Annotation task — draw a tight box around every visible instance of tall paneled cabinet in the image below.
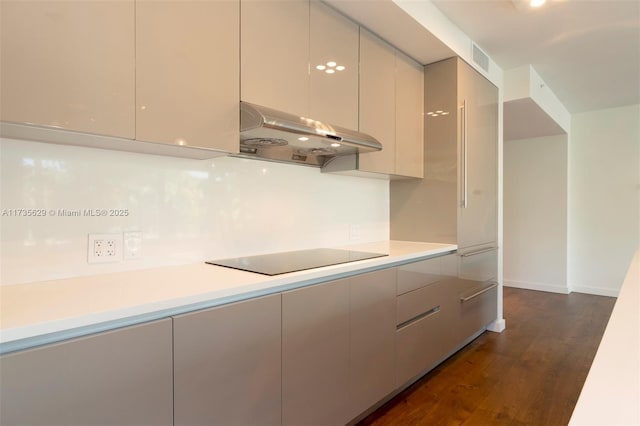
[391,57,498,251]
[391,56,499,326]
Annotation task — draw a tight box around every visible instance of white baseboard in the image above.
[486,318,506,333]
[570,285,619,297]
[504,279,570,294]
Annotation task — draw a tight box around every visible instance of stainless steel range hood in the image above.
[237,102,382,167]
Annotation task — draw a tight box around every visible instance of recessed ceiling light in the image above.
[316,65,326,70]
[325,69,335,74]
[530,0,545,6]
[326,61,337,67]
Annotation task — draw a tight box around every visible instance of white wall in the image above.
[568,104,640,296]
[504,135,569,293]
[0,138,389,285]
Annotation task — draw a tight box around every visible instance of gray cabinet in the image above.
[136,0,239,153]
[283,268,398,425]
[349,268,397,418]
[241,0,309,117]
[456,249,499,341]
[357,28,425,178]
[282,278,351,425]
[390,56,498,249]
[173,294,281,426]
[394,253,496,386]
[0,319,173,426]
[390,56,499,334]
[241,0,359,128]
[395,256,457,385]
[0,0,135,139]
[456,60,499,249]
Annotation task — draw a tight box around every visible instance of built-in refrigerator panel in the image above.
[390,56,499,327]
[456,61,498,251]
[391,57,498,252]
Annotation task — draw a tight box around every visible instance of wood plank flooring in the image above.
[358,287,616,426]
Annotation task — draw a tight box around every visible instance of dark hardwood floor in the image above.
[358,287,616,426]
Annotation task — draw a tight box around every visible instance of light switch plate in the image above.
[123,231,143,260]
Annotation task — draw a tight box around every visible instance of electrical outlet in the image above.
[88,233,122,264]
[123,231,143,260]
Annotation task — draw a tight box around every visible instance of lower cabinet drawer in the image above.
[396,302,448,387]
[457,280,498,341]
[396,279,449,326]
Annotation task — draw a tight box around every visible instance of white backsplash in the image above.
[1,138,389,285]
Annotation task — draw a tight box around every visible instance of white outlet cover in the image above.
[123,231,143,260]
[88,233,122,264]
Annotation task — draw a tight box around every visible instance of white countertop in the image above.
[569,249,640,425]
[0,241,456,353]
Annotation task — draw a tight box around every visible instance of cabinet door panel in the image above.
[309,1,359,129]
[395,52,424,178]
[241,0,309,117]
[282,279,350,425]
[0,320,173,426]
[173,294,281,426]
[136,0,239,152]
[358,28,396,174]
[457,60,498,248]
[0,0,135,138]
[349,269,397,417]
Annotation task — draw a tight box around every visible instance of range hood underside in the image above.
[238,102,382,168]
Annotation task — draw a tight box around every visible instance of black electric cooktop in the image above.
[206,248,388,276]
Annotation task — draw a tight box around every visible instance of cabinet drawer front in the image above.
[397,256,443,295]
[458,248,497,282]
[396,306,446,386]
[458,281,498,339]
[397,280,449,326]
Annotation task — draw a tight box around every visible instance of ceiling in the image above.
[327,0,639,141]
[430,0,640,114]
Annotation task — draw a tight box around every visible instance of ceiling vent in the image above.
[472,43,489,73]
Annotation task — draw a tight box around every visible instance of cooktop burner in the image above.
[206,248,387,276]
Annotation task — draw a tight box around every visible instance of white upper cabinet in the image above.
[136,0,239,153]
[241,0,309,117]
[358,28,424,178]
[309,1,359,129]
[0,0,135,138]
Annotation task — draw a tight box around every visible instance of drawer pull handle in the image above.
[460,282,497,303]
[459,247,497,258]
[397,305,440,330]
